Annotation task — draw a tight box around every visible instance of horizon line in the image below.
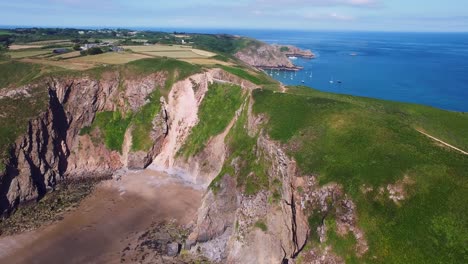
[1,24,467,34]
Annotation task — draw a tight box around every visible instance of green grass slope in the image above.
[210,97,270,196]
[253,87,468,264]
[80,111,132,153]
[131,89,162,152]
[0,61,44,89]
[180,82,243,157]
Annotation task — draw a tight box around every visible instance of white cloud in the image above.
[303,11,355,21]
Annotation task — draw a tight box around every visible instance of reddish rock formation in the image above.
[235,42,314,71]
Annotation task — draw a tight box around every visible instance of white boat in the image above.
[288,56,298,60]
[329,76,334,84]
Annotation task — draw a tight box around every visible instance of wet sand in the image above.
[0,169,203,264]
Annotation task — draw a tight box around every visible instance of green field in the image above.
[140,50,204,59]
[69,52,151,65]
[124,45,216,59]
[252,87,468,264]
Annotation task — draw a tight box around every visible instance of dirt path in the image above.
[416,129,468,155]
[0,170,203,264]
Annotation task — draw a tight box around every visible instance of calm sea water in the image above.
[238,30,468,112]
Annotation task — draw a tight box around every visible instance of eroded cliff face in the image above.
[152,69,257,186]
[0,70,169,215]
[186,132,311,263]
[0,68,257,214]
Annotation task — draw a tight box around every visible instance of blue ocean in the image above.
[173,29,468,112]
[240,30,468,112]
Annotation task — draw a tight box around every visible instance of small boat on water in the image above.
[329,76,334,84]
[350,52,358,56]
[288,56,298,60]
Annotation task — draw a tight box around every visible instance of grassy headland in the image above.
[253,86,468,264]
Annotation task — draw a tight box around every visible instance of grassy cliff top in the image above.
[253,86,468,264]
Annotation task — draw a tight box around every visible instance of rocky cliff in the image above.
[0,67,251,214]
[0,70,162,214]
[183,96,364,263]
[274,44,315,59]
[235,42,313,70]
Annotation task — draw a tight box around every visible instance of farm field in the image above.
[51,51,81,59]
[4,42,225,71]
[68,52,152,65]
[138,50,204,59]
[181,58,232,65]
[124,45,194,52]
[8,45,44,50]
[124,45,216,58]
[28,39,72,45]
[7,49,54,59]
[20,58,95,70]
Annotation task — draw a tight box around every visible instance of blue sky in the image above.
[1,0,467,32]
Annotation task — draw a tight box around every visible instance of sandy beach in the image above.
[0,169,203,264]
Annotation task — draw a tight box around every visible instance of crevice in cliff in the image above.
[286,187,309,259]
[281,244,288,264]
[49,88,69,178]
[0,147,19,216]
[161,100,169,138]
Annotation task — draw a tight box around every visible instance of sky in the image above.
[0,0,467,32]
